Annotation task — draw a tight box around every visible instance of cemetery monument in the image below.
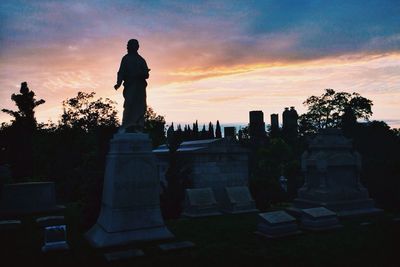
[85,39,173,247]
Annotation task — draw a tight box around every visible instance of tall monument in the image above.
[291,129,382,217]
[86,39,173,247]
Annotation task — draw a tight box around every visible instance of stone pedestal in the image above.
[291,129,382,217]
[85,133,173,248]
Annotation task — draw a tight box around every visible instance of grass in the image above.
[1,203,399,267]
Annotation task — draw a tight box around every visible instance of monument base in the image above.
[85,132,174,248]
[85,223,173,248]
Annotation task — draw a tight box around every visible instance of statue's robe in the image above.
[117,52,149,130]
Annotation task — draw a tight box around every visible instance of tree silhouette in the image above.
[299,89,373,134]
[1,82,45,181]
[2,82,45,130]
[208,121,214,139]
[60,91,118,131]
[144,106,166,147]
[215,120,222,138]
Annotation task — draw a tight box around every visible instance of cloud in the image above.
[0,0,399,127]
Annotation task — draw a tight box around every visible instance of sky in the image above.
[1,0,400,128]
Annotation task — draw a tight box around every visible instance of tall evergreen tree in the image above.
[208,122,215,139]
[215,120,222,138]
[200,124,207,139]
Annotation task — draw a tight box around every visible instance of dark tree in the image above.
[60,91,118,131]
[208,122,214,139]
[144,106,166,148]
[215,120,222,138]
[200,124,207,139]
[299,89,373,134]
[1,82,45,180]
[2,82,45,130]
[238,125,250,143]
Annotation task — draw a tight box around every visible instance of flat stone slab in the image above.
[186,188,217,206]
[182,188,221,217]
[259,211,297,224]
[158,241,195,251]
[36,216,65,227]
[104,249,144,262]
[301,207,342,231]
[256,211,301,239]
[0,220,22,230]
[302,207,336,219]
[42,242,70,252]
[222,186,258,214]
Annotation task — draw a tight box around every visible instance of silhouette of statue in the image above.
[114,39,150,132]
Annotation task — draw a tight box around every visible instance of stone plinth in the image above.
[182,188,221,217]
[256,211,301,238]
[222,186,258,214]
[300,207,342,231]
[85,133,173,248]
[291,129,382,217]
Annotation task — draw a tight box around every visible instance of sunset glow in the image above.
[1,1,399,127]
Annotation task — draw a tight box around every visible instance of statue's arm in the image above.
[115,57,126,88]
[142,58,150,79]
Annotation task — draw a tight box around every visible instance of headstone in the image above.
[182,188,221,217]
[36,216,65,227]
[0,220,21,230]
[158,241,195,251]
[249,111,265,138]
[41,225,69,252]
[222,186,258,214]
[270,114,279,130]
[85,133,174,248]
[224,127,236,139]
[300,207,342,231]
[0,182,64,215]
[256,211,301,238]
[104,249,144,262]
[290,129,383,217]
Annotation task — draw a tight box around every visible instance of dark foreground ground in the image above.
[1,203,399,267]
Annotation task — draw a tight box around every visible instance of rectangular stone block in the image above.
[182,188,221,217]
[41,225,69,252]
[301,207,342,231]
[222,186,258,214]
[0,220,21,230]
[256,211,301,238]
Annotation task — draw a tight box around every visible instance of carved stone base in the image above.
[85,133,173,248]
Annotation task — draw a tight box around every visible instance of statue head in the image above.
[127,39,139,53]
